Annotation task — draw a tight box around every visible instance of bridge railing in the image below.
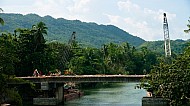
[17,75,146,83]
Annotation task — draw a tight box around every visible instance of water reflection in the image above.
[64,83,146,106]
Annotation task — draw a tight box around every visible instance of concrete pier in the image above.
[33,98,58,105]
[56,86,64,103]
[33,82,64,105]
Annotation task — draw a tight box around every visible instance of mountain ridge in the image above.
[0,13,145,47]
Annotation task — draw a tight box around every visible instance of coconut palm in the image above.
[184,17,190,33]
[0,8,4,25]
[32,22,47,52]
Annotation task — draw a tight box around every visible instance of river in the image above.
[64,83,146,106]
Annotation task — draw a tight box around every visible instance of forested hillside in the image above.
[0,13,188,54]
[139,39,189,55]
[0,13,145,47]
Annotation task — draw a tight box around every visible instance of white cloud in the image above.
[3,0,92,20]
[68,0,91,13]
[103,0,179,41]
[106,14,120,24]
[1,0,188,41]
[118,0,140,12]
[2,0,98,22]
[66,0,92,20]
[32,0,73,18]
[124,17,160,40]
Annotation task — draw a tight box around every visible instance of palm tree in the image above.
[36,21,48,35]
[0,8,4,25]
[184,17,190,33]
[32,22,47,52]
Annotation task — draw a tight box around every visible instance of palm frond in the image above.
[0,8,3,12]
[0,18,4,25]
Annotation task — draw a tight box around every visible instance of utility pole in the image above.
[163,13,171,57]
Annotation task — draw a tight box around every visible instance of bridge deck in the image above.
[18,75,146,83]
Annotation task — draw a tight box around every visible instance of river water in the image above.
[64,83,146,106]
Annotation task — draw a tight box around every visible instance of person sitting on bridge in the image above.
[56,69,61,76]
[47,71,52,76]
[39,70,42,76]
[33,69,39,77]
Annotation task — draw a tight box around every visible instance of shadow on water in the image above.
[81,82,126,95]
[23,83,146,106]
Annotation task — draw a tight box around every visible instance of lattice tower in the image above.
[163,13,171,57]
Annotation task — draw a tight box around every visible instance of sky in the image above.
[0,0,190,41]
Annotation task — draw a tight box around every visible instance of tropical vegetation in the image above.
[0,11,190,105]
[139,17,190,106]
[0,15,160,105]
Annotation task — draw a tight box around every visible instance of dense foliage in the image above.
[0,20,160,76]
[0,19,160,105]
[0,12,24,105]
[69,43,159,75]
[141,46,190,105]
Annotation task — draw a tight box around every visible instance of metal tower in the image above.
[63,32,76,63]
[163,13,171,57]
[60,32,76,70]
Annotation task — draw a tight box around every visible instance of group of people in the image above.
[33,69,61,77]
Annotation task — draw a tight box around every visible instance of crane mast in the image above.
[64,31,76,62]
[60,32,76,69]
[163,13,171,57]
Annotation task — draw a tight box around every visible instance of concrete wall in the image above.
[41,82,49,90]
[55,86,64,103]
[142,97,190,106]
[142,97,168,106]
[33,98,58,105]
[33,83,64,105]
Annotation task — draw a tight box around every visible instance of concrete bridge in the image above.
[18,75,146,83]
[17,75,146,105]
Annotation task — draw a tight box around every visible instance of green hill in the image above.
[1,13,189,54]
[0,13,145,47]
[139,39,189,55]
